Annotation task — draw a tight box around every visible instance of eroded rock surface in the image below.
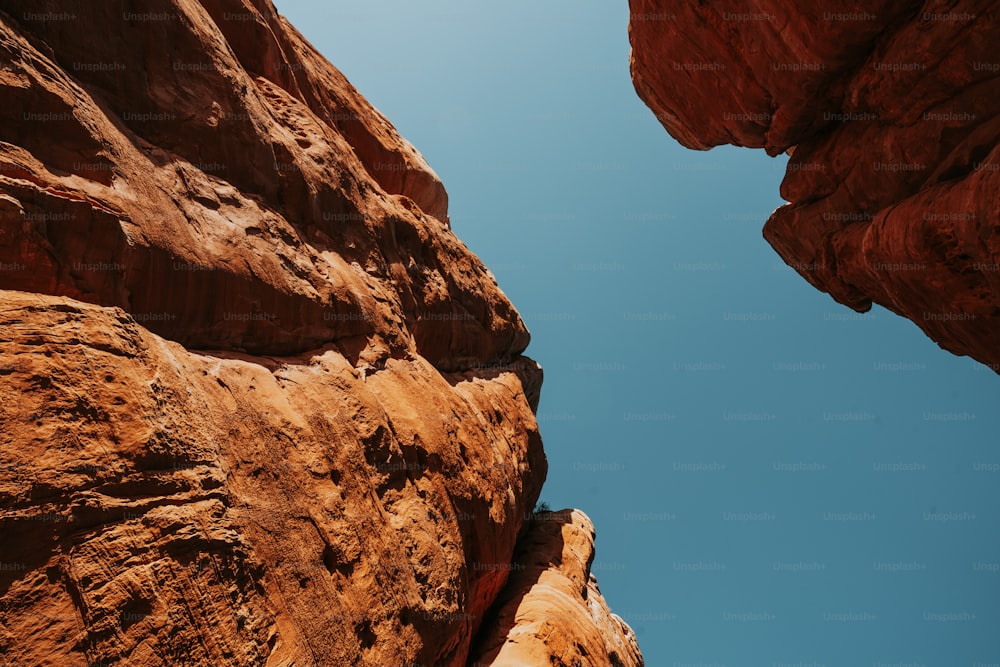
[0,292,543,666]
[0,0,637,664]
[629,0,1000,368]
[469,510,644,667]
[0,0,525,371]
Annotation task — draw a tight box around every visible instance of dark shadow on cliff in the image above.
[0,517,67,599]
[442,355,543,413]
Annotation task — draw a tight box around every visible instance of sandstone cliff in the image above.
[629,0,1000,368]
[469,510,643,667]
[0,0,638,664]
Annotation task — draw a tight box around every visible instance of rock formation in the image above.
[469,510,643,667]
[629,0,1000,369]
[0,0,639,664]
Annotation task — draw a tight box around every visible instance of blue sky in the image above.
[277,2,1000,664]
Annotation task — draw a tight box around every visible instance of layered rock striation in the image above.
[629,0,1000,368]
[0,0,638,664]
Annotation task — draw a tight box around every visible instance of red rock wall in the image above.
[0,0,525,371]
[629,0,1000,368]
[0,292,543,666]
[0,1,640,664]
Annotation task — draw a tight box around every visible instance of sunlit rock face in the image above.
[468,509,645,667]
[629,0,1000,369]
[0,1,638,665]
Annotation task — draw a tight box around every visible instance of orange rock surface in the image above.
[469,510,644,667]
[630,0,1000,368]
[0,292,544,666]
[0,0,639,664]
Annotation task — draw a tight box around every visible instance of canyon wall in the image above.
[0,0,639,664]
[629,0,1000,368]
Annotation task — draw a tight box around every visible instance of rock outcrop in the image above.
[629,0,1000,368]
[0,0,638,665]
[469,510,644,667]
